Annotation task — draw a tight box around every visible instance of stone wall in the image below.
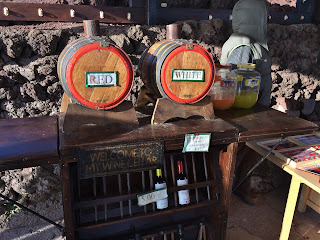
[0,20,319,120]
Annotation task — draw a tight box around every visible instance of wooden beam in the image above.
[0,2,145,23]
[0,2,313,25]
[156,8,312,25]
[129,0,146,8]
[296,0,316,13]
[147,0,159,25]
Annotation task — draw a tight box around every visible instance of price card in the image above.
[137,188,168,206]
[182,133,211,153]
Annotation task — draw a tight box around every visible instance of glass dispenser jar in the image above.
[209,64,236,110]
[232,63,261,109]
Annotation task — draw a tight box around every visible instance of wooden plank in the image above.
[78,141,164,179]
[296,0,316,13]
[0,116,59,171]
[0,2,313,25]
[0,3,145,23]
[216,104,318,142]
[268,11,312,24]
[59,116,238,160]
[297,185,311,213]
[74,180,216,209]
[146,0,159,25]
[62,102,139,133]
[217,142,238,240]
[129,0,146,8]
[60,93,72,113]
[76,200,217,231]
[151,97,215,124]
[306,199,320,214]
[61,162,76,240]
[156,8,312,24]
[279,176,301,240]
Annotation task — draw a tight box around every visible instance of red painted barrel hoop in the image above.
[65,42,133,109]
[160,44,215,104]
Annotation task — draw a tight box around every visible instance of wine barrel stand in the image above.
[139,40,215,104]
[58,36,134,110]
[60,115,238,240]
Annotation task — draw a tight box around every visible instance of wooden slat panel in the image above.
[0,116,59,170]
[0,3,145,23]
[76,200,218,231]
[75,180,216,209]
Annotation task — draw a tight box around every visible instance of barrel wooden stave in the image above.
[58,37,133,110]
[140,39,215,104]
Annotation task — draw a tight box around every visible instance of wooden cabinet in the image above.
[59,117,238,240]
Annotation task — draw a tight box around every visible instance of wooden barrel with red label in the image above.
[139,39,215,104]
[58,36,134,110]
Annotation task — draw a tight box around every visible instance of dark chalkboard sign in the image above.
[78,141,164,179]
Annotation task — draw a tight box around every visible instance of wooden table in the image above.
[246,141,320,240]
[215,104,318,142]
[59,115,239,240]
[0,116,59,171]
[0,104,318,240]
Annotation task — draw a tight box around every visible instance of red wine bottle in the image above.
[176,161,190,205]
[155,168,168,209]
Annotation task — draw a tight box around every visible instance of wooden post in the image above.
[83,20,100,37]
[147,0,159,25]
[313,0,320,23]
[166,23,181,40]
[129,0,146,7]
[296,0,316,13]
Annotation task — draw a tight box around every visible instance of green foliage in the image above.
[3,202,20,217]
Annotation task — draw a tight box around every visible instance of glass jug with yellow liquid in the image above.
[232,63,261,109]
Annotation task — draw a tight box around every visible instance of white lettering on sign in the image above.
[172,69,204,82]
[86,72,117,87]
[182,133,211,153]
[137,188,168,206]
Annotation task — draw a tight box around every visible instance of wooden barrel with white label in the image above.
[58,36,134,110]
[139,39,215,104]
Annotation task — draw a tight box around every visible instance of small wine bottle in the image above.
[155,168,168,210]
[178,224,184,240]
[176,161,190,205]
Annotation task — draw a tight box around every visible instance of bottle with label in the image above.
[232,63,261,109]
[155,168,168,210]
[176,161,190,205]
